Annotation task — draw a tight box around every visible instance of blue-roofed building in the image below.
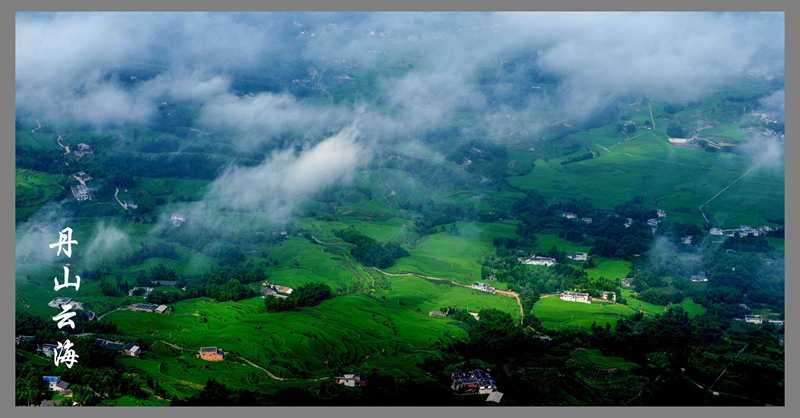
[43,376,70,392]
[451,371,472,381]
[132,303,159,312]
[451,369,498,393]
[451,377,479,391]
[105,342,125,351]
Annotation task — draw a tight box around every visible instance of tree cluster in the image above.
[335,227,409,268]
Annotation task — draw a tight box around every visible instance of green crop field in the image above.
[386,221,519,282]
[584,349,640,371]
[619,289,707,318]
[16,169,68,218]
[532,296,636,331]
[586,258,632,281]
[108,274,520,388]
[534,234,591,255]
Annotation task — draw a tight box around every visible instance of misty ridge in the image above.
[15,11,784,256]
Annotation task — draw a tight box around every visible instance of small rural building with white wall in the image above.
[519,256,556,266]
[199,347,225,361]
[472,282,497,294]
[560,291,592,304]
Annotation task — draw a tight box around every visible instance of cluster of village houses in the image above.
[450,369,503,402]
[709,225,773,237]
[63,142,189,230]
[557,290,616,305]
[70,171,93,201]
[47,296,98,321]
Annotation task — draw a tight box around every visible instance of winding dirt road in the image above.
[114,187,128,209]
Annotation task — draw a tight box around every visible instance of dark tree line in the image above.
[264,282,334,313]
[334,227,409,268]
[184,264,266,302]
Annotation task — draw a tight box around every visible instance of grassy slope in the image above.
[108,274,520,392]
[532,296,636,331]
[507,127,783,229]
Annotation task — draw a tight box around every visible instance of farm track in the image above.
[699,163,760,223]
[154,340,331,383]
[114,187,128,209]
[372,267,525,324]
[56,135,70,154]
[98,306,128,321]
[621,153,776,180]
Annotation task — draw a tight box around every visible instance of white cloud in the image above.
[202,124,370,222]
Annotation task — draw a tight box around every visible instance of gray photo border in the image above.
[3,1,794,418]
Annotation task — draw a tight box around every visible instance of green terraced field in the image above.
[108,275,520,389]
[386,221,519,282]
[506,133,783,229]
[584,349,640,371]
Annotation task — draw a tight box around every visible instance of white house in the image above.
[709,228,724,236]
[335,373,367,387]
[48,297,71,308]
[519,256,557,267]
[171,214,185,227]
[690,273,708,282]
[745,315,763,324]
[560,291,592,304]
[647,219,660,227]
[600,291,616,301]
[573,252,588,261]
[472,282,497,294]
[562,212,577,219]
[71,184,90,201]
[581,218,593,224]
[656,209,666,217]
